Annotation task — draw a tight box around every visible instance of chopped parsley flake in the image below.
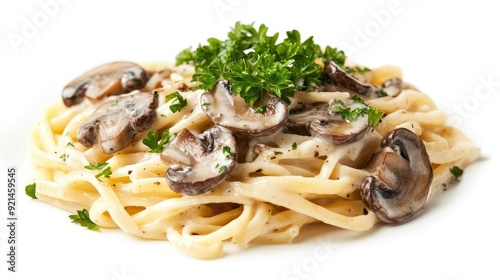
[344,66,371,74]
[219,165,228,173]
[222,146,232,158]
[330,96,384,128]
[165,91,187,113]
[84,162,108,170]
[69,209,99,231]
[84,162,112,181]
[450,166,463,180]
[142,130,176,153]
[25,183,37,199]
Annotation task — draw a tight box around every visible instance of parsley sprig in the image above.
[330,96,384,128]
[142,130,176,153]
[176,22,345,106]
[165,91,187,113]
[69,209,99,231]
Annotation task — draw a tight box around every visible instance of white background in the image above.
[1,1,499,279]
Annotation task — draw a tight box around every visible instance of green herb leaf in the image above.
[84,162,108,170]
[222,146,232,158]
[176,22,344,106]
[254,104,267,114]
[96,166,113,180]
[165,91,187,113]
[367,107,384,128]
[376,88,388,97]
[330,100,366,122]
[322,46,346,66]
[69,209,99,231]
[330,97,384,128]
[219,165,228,173]
[345,66,371,74]
[292,142,297,150]
[25,183,37,199]
[142,130,176,153]
[84,162,112,181]
[450,166,464,180]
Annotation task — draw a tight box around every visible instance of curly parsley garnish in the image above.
[142,130,176,153]
[176,22,345,106]
[69,209,99,231]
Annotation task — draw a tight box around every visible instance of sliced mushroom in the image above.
[77,92,158,154]
[285,100,370,145]
[360,127,433,223]
[201,80,289,137]
[381,77,403,97]
[161,127,237,196]
[143,68,173,91]
[62,62,149,107]
[324,60,378,97]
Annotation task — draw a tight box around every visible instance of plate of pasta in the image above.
[2,1,499,280]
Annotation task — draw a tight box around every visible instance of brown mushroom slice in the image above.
[285,101,370,145]
[201,80,289,137]
[324,60,378,97]
[161,127,237,196]
[62,62,149,107]
[360,127,433,223]
[77,92,158,154]
[381,77,403,97]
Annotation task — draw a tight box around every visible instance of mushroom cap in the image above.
[381,77,403,97]
[285,101,370,145]
[77,91,158,154]
[201,80,289,137]
[360,127,433,223]
[161,127,238,196]
[324,61,378,97]
[62,61,149,107]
